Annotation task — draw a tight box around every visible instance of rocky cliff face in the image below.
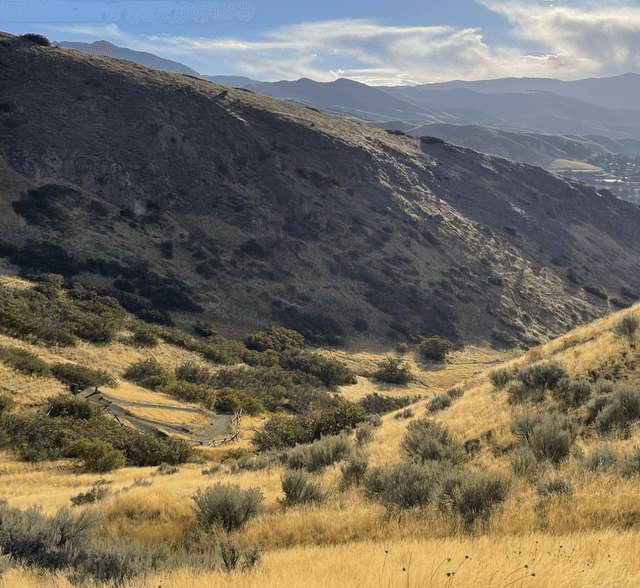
[1,31,639,346]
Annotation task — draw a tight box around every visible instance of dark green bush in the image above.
[215,387,264,415]
[70,485,111,506]
[613,314,639,345]
[51,362,116,389]
[0,394,16,415]
[160,381,215,410]
[175,362,213,385]
[488,367,514,389]
[286,435,353,472]
[340,455,369,488]
[551,378,592,409]
[373,358,413,385]
[358,393,412,415]
[439,471,510,529]
[0,345,51,377]
[125,328,159,348]
[280,470,324,506]
[21,33,51,46]
[418,336,454,363]
[252,415,307,452]
[122,359,173,390]
[584,447,619,472]
[364,460,446,510]
[589,386,640,437]
[65,439,125,472]
[428,393,452,413]
[278,350,356,390]
[401,418,466,466]
[244,326,304,353]
[193,484,264,532]
[517,361,568,391]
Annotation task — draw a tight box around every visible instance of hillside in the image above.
[1,271,640,586]
[2,32,640,348]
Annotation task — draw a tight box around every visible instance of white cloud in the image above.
[42,2,640,83]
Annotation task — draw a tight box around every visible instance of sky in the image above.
[2,0,640,84]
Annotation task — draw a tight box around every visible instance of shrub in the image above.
[447,386,464,399]
[517,361,568,391]
[160,381,215,410]
[231,455,272,473]
[193,484,264,532]
[308,401,367,440]
[401,418,466,466]
[355,424,374,446]
[278,350,356,390]
[428,393,452,413]
[418,336,454,363]
[122,359,173,390]
[488,367,514,389]
[215,387,264,415]
[221,448,251,463]
[70,485,111,506]
[517,412,578,465]
[252,415,307,451]
[65,439,126,473]
[590,386,640,437]
[510,445,543,480]
[126,328,159,348]
[245,326,304,353]
[394,408,414,419]
[439,471,510,529]
[507,380,546,404]
[551,378,592,409]
[0,345,51,377]
[175,362,213,385]
[296,435,353,472]
[536,477,573,498]
[21,33,51,46]
[280,470,324,506]
[584,447,619,472]
[613,314,639,345]
[340,455,369,487]
[51,362,116,389]
[358,393,412,415]
[373,358,413,385]
[0,394,16,415]
[364,460,445,510]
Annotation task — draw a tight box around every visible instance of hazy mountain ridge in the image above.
[1,31,640,347]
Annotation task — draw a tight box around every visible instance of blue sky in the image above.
[2,0,640,84]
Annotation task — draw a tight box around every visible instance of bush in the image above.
[551,378,592,409]
[394,408,414,419]
[428,393,452,413]
[512,412,578,465]
[70,485,111,506]
[358,393,412,415]
[278,350,356,390]
[175,362,213,385]
[589,386,640,437]
[488,367,514,389]
[193,484,264,532]
[252,415,307,451]
[160,380,215,410]
[364,460,446,510]
[506,380,546,404]
[126,328,159,348]
[584,447,619,472]
[215,387,264,415]
[536,477,573,498]
[51,362,116,389]
[280,470,324,506]
[245,326,304,352]
[373,358,413,385]
[21,33,51,46]
[439,471,510,529]
[288,435,353,472]
[65,439,126,472]
[447,386,464,399]
[122,359,172,390]
[0,394,16,415]
[355,424,374,446]
[418,336,454,363]
[510,446,543,480]
[401,418,466,466]
[613,314,639,345]
[0,345,50,377]
[517,361,568,391]
[341,455,369,487]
